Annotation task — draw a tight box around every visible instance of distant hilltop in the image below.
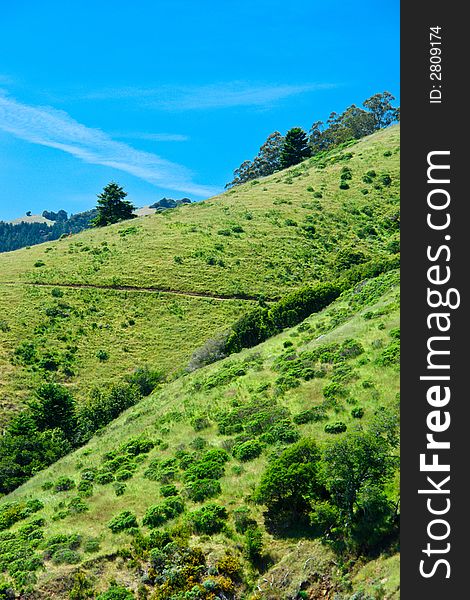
[7,213,55,226]
[0,198,193,253]
[6,198,192,226]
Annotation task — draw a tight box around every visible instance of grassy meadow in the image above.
[2,270,400,598]
[0,126,400,599]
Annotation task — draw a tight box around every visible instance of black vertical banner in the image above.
[401,2,467,598]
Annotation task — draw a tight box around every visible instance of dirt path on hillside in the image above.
[1,280,277,302]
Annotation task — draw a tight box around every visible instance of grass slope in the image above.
[1,270,400,599]
[0,127,398,297]
[0,126,399,422]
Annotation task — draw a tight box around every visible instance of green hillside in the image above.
[0,269,399,599]
[0,126,399,422]
[0,127,398,297]
[0,125,400,600]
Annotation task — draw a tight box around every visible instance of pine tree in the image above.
[92,182,136,227]
[280,127,311,169]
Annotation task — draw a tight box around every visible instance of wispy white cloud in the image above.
[84,81,337,110]
[0,95,216,197]
[114,131,190,142]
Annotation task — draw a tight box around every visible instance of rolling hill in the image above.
[0,125,400,599]
[0,126,399,423]
[1,269,400,599]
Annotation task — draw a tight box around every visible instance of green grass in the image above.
[0,126,400,598]
[1,270,400,598]
[0,127,398,298]
[0,284,251,424]
[0,126,399,421]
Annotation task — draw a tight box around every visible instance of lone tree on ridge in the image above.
[93,182,136,227]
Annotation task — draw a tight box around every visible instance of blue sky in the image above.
[0,0,399,221]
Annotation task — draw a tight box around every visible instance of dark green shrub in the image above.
[233,507,257,534]
[11,571,37,586]
[115,468,134,482]
[245,525,263,562]
[189,503,228,535]
[142,497,185,528]
[380,173,392,186]
[54,476,75,492]
[160,484,178,497]
[185,479,221,502]
[352,408,364,419]
[80,468,97,482]
[96,585,135,600]
[78,383,142,438]
[17,519,45,542]
[191,416,210,431]
[225,306,276,353]
[95,471,114,485]
[176,450,197,470]
[260,420,300,444]
[324,422,347,434]
[143,458,178,483]
[334,248,367,272]
[184,460,223,482]
[68,497,89,514]
[255,438,324,534]
[69,570,95,599]
[0,579,15,599]
[96,349,109,362]
[0,499,44,531]
[268,282,341,332]
[83,539,101,553]
[189,437,207,451]
[302,223,316,238]
[78,481,93,497]
[184,448,229,483]
[275,373,300,392]
[232,439,263,462]
[126,368,163,396]
[103,454,136,473]
[376,340,400,366]
[323,382,348,401]
[203,362,247,390]
[108,510,138,533]
[113,482,127,496]
[339,182,350,189]
[339,339,364,359]
[293,407,327,424]
[52,548,81,564]
[51,510,68,521]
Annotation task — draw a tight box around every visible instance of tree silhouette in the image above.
[280,127,311,169]
[93,182,136,227]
